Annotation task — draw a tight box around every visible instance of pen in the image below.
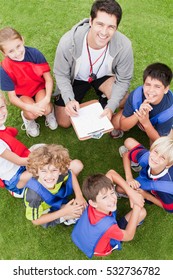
[69,98,77,112]
[87,128,104,135]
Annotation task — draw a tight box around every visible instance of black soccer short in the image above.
[54,76,111,106]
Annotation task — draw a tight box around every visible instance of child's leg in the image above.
[124,137,140,150]
[69,159,84,176]
[35,89,52,115]
[111,110,123,130]
[20,96,40,137]
[20,96,37,120]
[125,207,146,225]
[35,90,57,130]
[118,207,146,230]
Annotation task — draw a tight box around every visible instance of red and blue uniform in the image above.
[72,205,123,258]
[123,86,173,136]
[0,46,50,97]
[129,144,173,213]
[0,127,30,188]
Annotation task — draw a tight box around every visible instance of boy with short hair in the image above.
[112,62,173,143]
[24,144,87,228]
[118,136,173,212]
[72,169,146,258]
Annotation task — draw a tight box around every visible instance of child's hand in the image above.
[74,195,88,209]
[28,103,45,116]
[63,199,83,219]
[36,98,50,111]
[137,188,148,199]
[134,108,150,127]
[127,179,141,190]
[139,100,153,114]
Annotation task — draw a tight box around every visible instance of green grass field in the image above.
[0,0,173,260]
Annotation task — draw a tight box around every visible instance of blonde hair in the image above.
[27,144,71,177]
[0,27,22,52]
[150,136,173,165]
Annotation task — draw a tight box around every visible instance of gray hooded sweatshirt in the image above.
[53,19,134,112]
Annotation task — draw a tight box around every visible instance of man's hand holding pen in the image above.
[65,98,80,117]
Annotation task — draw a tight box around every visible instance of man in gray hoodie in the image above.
[53,0,134,138]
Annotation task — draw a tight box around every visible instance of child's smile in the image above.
[2,38,25,61]
[143,76,169,105]
[38,164,60,189]
[0,100,7,127]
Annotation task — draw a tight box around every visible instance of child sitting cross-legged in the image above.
[118,136,173,213]
[72,169,146,258]
[0,27,57,137]
[0,91,32,198]
[24,144,87,228]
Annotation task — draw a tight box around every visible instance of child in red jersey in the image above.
[0,92,32,197]
[0,27,57,137]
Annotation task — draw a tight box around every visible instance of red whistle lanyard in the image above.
[86,39,108,83]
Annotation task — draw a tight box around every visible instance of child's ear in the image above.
[22,36,25,45]
[88,199,97,208]
[166,163,172,169]
[0,50,6,56]
[164,85,170,94]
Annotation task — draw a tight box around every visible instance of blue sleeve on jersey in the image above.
[155,118,173,136]
[122,90,135,117]
[0,67,15,91]
[24,46,47,64]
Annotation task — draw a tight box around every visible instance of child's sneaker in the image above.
[131,161,142,172]
[21,111,40,137]
[8,190,24,198]
[110,129,124,139]
[63,218,78,226]
[45,108,58,130]
[119,145,128,157]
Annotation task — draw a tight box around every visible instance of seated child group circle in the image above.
[0,0,173,258]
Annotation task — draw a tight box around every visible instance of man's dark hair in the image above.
[82,174,114,201]
[90,0,122,26]
[143,62,173,87]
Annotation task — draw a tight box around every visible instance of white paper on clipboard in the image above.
[70,102,114,140]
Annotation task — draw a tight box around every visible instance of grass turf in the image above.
[0,0,173,260]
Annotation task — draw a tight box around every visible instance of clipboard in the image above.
[70,101,114,140]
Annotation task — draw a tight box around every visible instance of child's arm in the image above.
[106,169,144,208]
[32,199,83,225]
[134,109,160,142]
[0,149,28,166]
[122,151,140,189]
[36,72,54,109]
[119,99,152,132]
[72,171,87,208]
[137,189,163,208]
[121,204,141,241]
[8,91,45,116]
